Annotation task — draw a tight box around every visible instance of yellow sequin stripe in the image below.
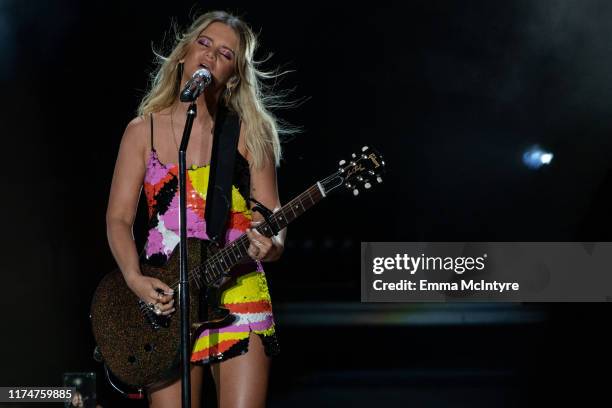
[187,166,251,216]
[254,326,276,336]
[192,324,277,352]
[192,331,246,351]
[221,271,272,304]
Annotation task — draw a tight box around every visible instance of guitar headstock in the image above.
[319,146,385,196]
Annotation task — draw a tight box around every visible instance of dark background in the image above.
[1,0,611,406]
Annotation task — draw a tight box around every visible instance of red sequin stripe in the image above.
[224,300,272,314]
[227,211,251,230]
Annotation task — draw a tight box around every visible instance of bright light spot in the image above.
[523,145,554,169]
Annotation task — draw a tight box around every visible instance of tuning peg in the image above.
[365,182,371,189]
[345,182,353,189]
[362,146,369,152]
[353,189,359,196]
[376,176,383,183]
[351,153,356,158]
[339,159,346,166]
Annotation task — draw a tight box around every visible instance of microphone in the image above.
[179,68,212,102]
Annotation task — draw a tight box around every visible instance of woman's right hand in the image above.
[126,275,176,316]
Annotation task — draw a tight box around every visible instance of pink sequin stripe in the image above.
[196,315,274,337]
[145,150,173,185]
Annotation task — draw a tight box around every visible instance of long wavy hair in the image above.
[138,11,293,169]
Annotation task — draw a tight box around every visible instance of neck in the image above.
[172,86,225,126]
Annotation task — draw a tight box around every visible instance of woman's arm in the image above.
[242,128,286,262]
[106,116,174,313]
[106,117,147,284]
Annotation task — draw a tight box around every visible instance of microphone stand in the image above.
[178,100,197,408]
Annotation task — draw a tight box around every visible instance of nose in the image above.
[204,48,216,62]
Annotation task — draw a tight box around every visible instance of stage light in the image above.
[523,145,554,169]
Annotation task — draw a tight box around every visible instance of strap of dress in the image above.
[149,113,154,151]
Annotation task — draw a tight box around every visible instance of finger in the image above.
[247,246,260,260]
[162,307,176,316]
[150,289,172,304]
[153,279,174,295]
[246,228,256,240]
[253,238,271,254]
[257,248,268,260]
[157,299,175,312]
[150,289,162,302]
[153,303,162,315]
[250,220,262,227]
[152,279,174,301]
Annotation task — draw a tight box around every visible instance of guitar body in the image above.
[90,238,224,389]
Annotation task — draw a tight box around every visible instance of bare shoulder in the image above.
[118,115,151,154]
[112,115,152,170]
[124,115,149,141]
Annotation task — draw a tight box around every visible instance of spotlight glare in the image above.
[523,145,553,169]
[540,153,553,164]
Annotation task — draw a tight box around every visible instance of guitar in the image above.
[90,146,385,394]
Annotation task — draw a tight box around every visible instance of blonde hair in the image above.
[138,10,294,169]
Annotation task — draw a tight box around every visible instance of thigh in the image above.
[211,332,271,408]
[148,364,205,408]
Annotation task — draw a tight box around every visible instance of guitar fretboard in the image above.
[194,183,325,285]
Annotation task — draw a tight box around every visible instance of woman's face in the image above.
[182,21,239,93]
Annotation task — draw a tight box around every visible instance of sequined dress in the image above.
[141,114,280,364]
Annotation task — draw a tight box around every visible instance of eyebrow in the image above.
[198,35,236,56]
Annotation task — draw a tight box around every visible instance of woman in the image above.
[106,10,287,407]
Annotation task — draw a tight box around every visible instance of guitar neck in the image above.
[199,182,327,284]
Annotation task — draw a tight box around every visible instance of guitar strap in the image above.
[204,104,240,247]
[201,104,240,323]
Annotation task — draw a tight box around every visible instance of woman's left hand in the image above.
[246,221,283,262]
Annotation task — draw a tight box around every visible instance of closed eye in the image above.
[198,38,211,47]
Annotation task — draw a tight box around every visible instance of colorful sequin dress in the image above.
[141,114,280,364]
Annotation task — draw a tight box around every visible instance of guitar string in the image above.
[192,181,327,276]
[164,156,375,290]
[164,182,326,292]
[186,155,372,283]
[165,183,323,291]
[163,158,372,289]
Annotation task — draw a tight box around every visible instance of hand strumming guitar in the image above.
[126,275,176,316]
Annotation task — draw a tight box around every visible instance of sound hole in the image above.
[144,344,153,352]
[128,355,136,364]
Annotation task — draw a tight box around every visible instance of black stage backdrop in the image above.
[1,0,611,406]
